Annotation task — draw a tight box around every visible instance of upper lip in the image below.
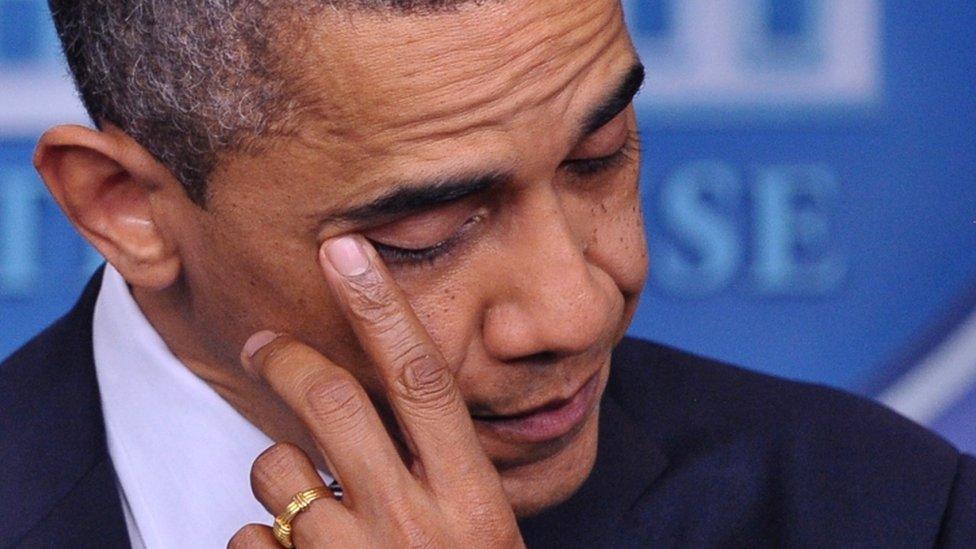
[469,371,598,420]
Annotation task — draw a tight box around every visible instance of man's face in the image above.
[164,0,647,516]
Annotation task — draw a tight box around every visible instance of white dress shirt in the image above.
[93,265,332,548]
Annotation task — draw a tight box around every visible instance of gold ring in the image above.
[272,486,333,548]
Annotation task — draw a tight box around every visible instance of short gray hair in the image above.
[48,1,480,205]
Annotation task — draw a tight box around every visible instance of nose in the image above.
[481,187,616,362]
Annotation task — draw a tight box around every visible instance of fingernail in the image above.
[323,237,370,277]
[243,330,279,359]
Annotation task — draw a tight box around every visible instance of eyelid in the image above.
[369,212,484,267]
[563,129,640,177]
[568,107,631,161]
[363,193,478,241]
[362,197,487,266]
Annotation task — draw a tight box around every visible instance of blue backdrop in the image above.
[1,0,974,452]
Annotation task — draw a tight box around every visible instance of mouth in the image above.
[470,371,602,444]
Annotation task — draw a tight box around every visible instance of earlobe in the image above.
[33,124,182,290]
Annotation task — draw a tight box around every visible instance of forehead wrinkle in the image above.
[288,0,625,144]
[370,4,628,143]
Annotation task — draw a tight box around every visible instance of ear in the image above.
[34,124,183,290]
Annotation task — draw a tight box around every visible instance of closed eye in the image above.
[364,197,487,268]
[369,214,481,266]
[563,129,641,177]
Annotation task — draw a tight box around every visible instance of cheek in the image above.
[205,226,321,314]
[580,178,649,297]
[393,265,484,372]
[180,212,362,365]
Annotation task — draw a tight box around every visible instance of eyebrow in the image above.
[326,61,646,225]
[580,61,646,138]
[331,170,510,223]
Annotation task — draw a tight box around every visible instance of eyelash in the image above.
[372,234,459,266]
[371,215,480,267]
[372,131,641,268]
[563,130,642,177]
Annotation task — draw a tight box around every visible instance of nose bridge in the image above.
[482,186,611,359]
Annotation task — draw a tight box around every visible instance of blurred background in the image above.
[0,1,973,452]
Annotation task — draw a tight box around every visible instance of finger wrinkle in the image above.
[251,442,308,501]
[259,337,319,377]
[395,355,458,415]
[303,376,372,437]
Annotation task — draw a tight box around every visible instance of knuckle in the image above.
[488,527,524,549]
[372,312,412,344]
[395,518,438,549]
[302,374,370,433]
[465,505,519,544]
[390,339,429,366]
[250,442,305,495]
[346,273,402,325]
[405,535,437,549]
[228,524,269,548]
[394,353,458,412]
[370,491,438,549]
[260,337,317,374]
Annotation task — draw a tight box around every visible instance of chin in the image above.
[496,406,601,518]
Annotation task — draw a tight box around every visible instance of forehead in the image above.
[289,0,632,139]
[212,0,635,213]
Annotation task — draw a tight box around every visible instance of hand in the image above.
[228,236,525,548]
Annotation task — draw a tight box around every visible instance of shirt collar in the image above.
[92,265,281,547]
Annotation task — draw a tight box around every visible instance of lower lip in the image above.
[474,373,601,444]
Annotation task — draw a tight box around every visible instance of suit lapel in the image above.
[518,392,669,548]
[1,268,129,547]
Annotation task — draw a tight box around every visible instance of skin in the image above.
[33,0,648,541]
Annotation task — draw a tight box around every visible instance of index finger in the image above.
[318,236,498,495]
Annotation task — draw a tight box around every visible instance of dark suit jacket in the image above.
[2,272,974,548]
